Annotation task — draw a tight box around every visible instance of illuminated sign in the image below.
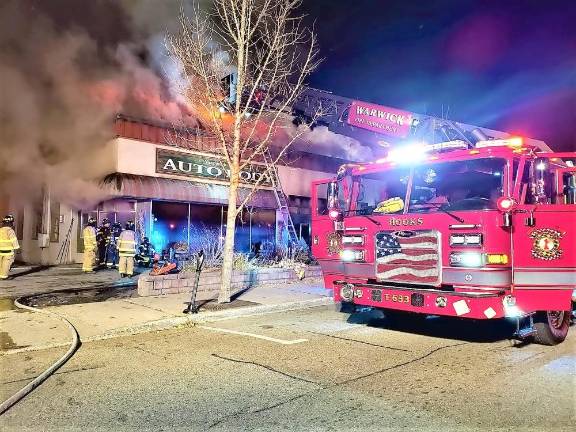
[156,149,271,186]
[347,101,414,138]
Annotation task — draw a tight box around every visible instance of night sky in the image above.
[300,0,576,152]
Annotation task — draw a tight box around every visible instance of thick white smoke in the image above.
[0,0,206,209]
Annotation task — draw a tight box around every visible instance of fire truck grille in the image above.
[375,230,440,286]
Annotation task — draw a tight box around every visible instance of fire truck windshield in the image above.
[350,158,506,215]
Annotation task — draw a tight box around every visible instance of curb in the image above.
[0,297,334,355]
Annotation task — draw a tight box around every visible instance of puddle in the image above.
[20,283,138,307]
[0,331,30,351]
[0,298,17,311]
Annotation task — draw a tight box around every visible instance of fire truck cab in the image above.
[311,138,576,345]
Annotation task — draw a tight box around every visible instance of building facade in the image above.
[1,115,350,265]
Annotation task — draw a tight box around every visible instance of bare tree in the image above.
[168,0,320,303]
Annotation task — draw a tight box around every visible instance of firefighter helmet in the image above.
[125,220,135,230]
[143,236,150,244]
[101,218,110,227]
[2,214,15,226]
[87,217,97,227]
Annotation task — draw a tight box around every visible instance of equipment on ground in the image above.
[183,250,206,314]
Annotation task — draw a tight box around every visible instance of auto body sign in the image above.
[156,149,272,186]
[347,100,413,138]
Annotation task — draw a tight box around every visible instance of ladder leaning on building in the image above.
[262,149,301,248]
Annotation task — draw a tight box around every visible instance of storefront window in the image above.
[151,202,189,256]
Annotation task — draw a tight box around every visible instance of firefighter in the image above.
[135,236,154,267]
[117,220,136,277]
[82,217,98,273]
[110,221,123,268]
[0,215,20,280]
[96,218,111,267]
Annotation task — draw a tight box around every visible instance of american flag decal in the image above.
[375,231,439,285]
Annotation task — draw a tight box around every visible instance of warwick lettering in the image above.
[156,149,271,186]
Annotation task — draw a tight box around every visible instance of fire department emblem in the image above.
[530,228,564,260]
[326,232,342,255]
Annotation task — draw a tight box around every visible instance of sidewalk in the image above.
[0,280,333,354]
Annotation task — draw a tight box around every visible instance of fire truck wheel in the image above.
[533,310,570,345]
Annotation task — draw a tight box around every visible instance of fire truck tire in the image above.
[533,310,570,345]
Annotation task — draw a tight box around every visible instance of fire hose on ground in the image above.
[0,298,81,415]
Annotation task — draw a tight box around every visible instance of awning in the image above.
[101,174,278,209]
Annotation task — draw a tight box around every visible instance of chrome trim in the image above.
[449,224,480,230]
[333,281,505,298]
[318,260,374,277]
[513,271,576,286]
[343,227,367,231]
[443,268,511,286]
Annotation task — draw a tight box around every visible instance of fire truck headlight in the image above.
[342,235,365,245]
[449,252,484,267]
[450,233,483,246]
[503,296,523,318]
[340,249,365,262]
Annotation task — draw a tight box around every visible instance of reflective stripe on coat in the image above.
[83,226,97,251]
[118,230,136,256]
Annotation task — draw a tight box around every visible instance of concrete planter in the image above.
[137,266,323,298]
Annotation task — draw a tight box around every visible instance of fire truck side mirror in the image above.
[502,212,512,228]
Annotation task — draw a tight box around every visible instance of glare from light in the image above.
[536,162,546,171]
[340,249,363,262]
[387,143,428,164]
[504,305,524,318]
[450,252,483,267]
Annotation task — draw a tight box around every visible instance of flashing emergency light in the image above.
[497,197,517,212]
[340,249,365,262]
[386,142,428,163]
[328,209,341,220]
[380,140,469,165]
[426,140,468,152]
[486,253,509,265]
[475,137,523,149]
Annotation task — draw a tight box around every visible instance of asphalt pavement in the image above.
[1,306,574,431]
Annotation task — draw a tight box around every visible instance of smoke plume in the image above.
[0,0,202,209]
[289,125,375,162]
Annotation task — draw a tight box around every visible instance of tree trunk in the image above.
[218,166,240,303]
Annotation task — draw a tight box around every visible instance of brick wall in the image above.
[137,266,323,298]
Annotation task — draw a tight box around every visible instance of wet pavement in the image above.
[0,265,139,300]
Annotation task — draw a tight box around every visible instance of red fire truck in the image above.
[311,137,576,345]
